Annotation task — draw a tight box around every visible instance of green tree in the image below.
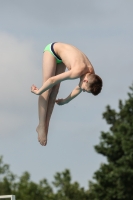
[88,84,133,200]
[0,156,16,195]
[53,169,89,200]
[14,172,54,200]
[0,157,89,200]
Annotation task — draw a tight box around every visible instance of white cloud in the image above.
[0,32,40,135]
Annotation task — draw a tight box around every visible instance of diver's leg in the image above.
[36,51,56,146]
[45,63,66,135]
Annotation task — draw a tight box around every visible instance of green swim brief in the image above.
[44,43,62,64]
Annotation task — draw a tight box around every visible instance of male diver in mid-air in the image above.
[31,42,103,146]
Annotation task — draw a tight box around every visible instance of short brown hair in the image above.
[88,74,103,96]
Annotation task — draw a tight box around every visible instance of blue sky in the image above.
[0,0,133,189]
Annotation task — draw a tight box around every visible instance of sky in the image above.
[0,0,133,189]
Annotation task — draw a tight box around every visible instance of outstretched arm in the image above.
[31,70,80,95]
[56,86,82,105]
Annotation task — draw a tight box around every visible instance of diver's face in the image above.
[79,74,91,93]
[81,80,91,93]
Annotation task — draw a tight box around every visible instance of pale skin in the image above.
[31,42,95,146]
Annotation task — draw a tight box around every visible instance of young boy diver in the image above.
[31,42,103,146]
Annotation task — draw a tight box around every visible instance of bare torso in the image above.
[54,42,95,76]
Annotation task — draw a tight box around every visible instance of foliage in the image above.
[0,156,89,200]
[53,169,89,200]
[88,84,133,200]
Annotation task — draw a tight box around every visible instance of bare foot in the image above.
[36,124,47,146]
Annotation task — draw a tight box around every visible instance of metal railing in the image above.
[0,195,15,200]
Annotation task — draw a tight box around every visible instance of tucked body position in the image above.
[31,42,103,146]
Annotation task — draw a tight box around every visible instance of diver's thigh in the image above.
[42,51,57,82]
[55,62,66,75]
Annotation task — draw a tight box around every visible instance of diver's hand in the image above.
[55,98,66,105]
[31,85,39,95]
